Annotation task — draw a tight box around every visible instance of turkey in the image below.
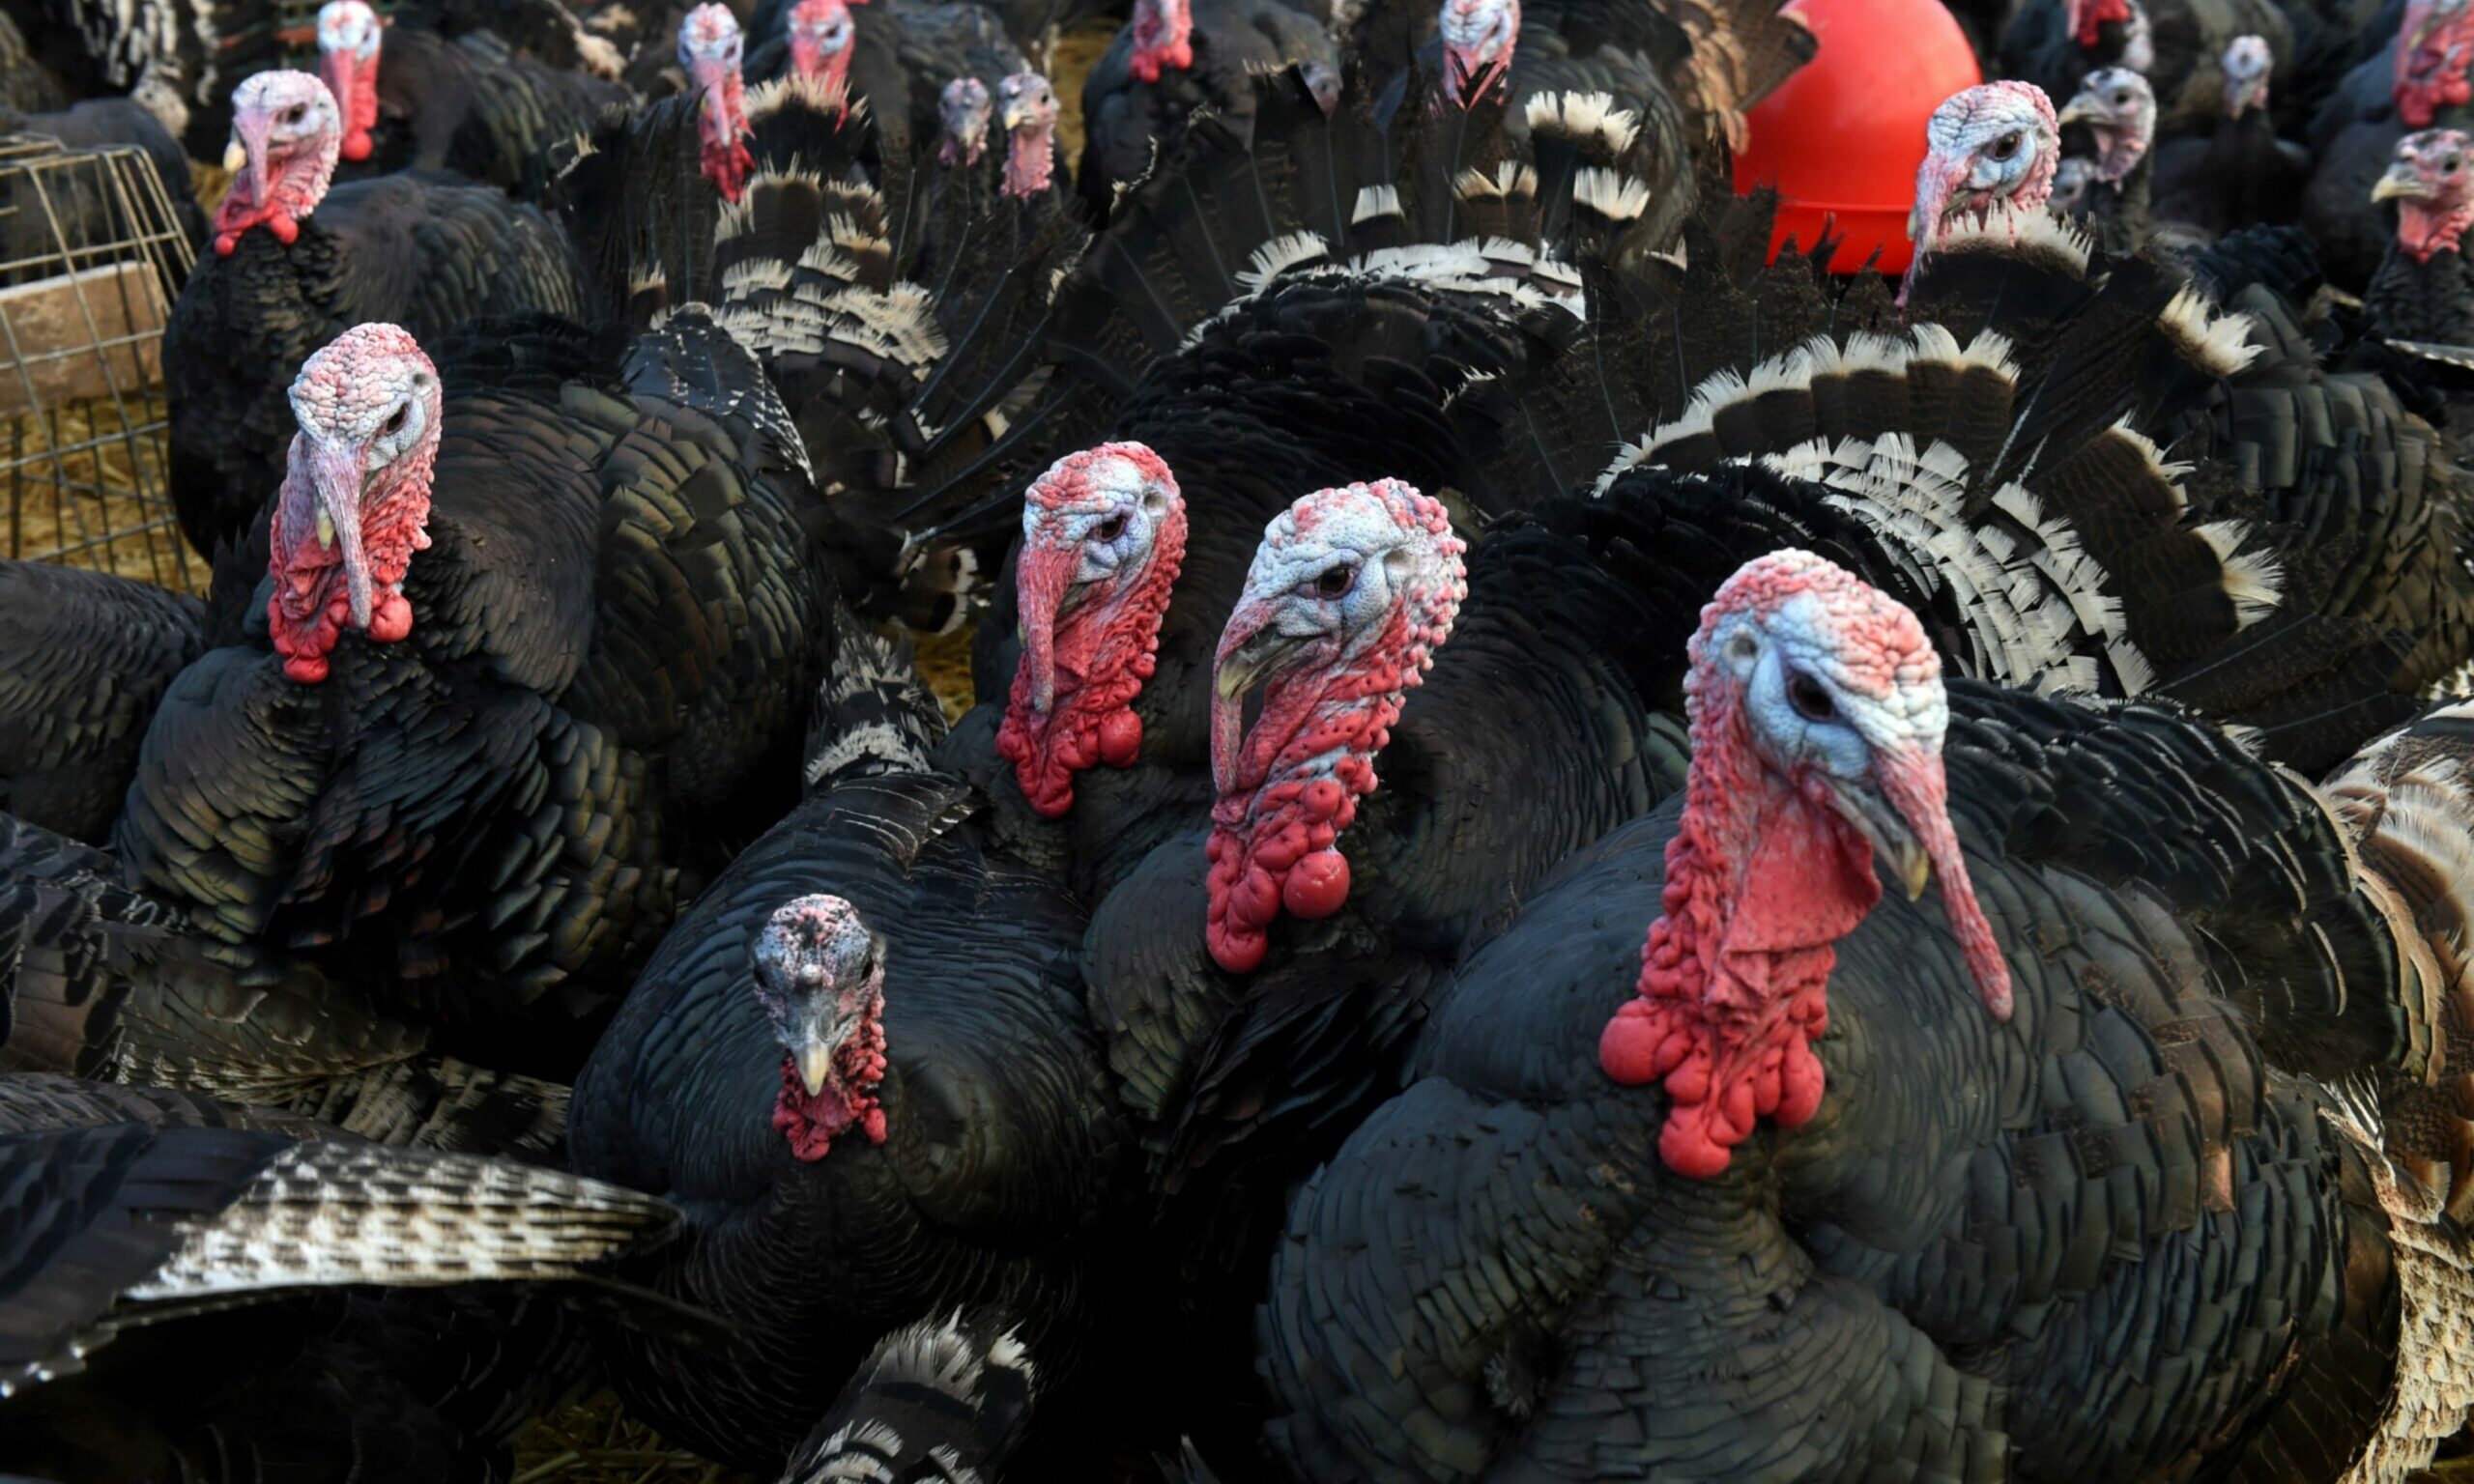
[2300,0,2474,290]
[568,672,1131,1474]
[163,69,586,560]
[2148,33,2312,237]
[0,1071,711,1482]
[2364,126,2474,397]
[1075,0,1338,225]
[0,811,569,1156]
[746,0,1050,182]
[0,562,203,845]
[2055,64,2163,248]
[1259,547,2474,1484]
[0,0,283,156]
[0,96,208,261]
[313,0,629,198]
[561,63,1084,628]
[1351,0,1819,253]
[0,10,64,111]
[780,1309,1042,1484]
[1998,0,2332,136]
[122,314,830,1033]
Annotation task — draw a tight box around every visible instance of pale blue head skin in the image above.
[1222,485,1441,684]
[939,76,992,163]
[1911,82,2060,244]
[2221,35,2272,116]
[751,894,883,1094]
[997,71,1057,133]
[317,0,379,61]
[678,3,742,74]
[1705,590,1946,796]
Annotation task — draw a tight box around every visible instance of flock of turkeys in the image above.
[10,0,2474,1477]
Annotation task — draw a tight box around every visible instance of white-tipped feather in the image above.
[1351,185,1402,225]
[1523,90,1642,157]
[1923,204,2094,274]
[2192,519,2283,626]
[1238,230,1336,294]
[1572,166,1652,222]
[2158,285,2263,377]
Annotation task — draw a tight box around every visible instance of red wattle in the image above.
[1098,708,1142,768]
[369,591,413,643]
[1281,849,1349,919]
[342,130,372,161]
[1597,1000,1666,1085]
[2074,0,2129,47]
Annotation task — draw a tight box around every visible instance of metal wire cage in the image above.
[0,133,204,594]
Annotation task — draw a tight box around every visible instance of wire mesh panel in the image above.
[0,133,205,594]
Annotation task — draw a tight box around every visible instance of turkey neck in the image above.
[2398,192,2474,263]
[1003,117,1055,197]
[1601,676,1883,1179]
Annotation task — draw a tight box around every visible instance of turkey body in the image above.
[1261,680,2470,1483]
[568,771,1128,1472]
[0,96,208,258]
[2366,233,2474,351]
[120,315,828,1031]
[0,0,283,156]
[2151,107,2310,238]
[163,175,586,560]
[748,0,1028,156]
[1076,0,1337,226]
[2001,0,2299,132]
[0,563,204,844]
[332,25,629,197]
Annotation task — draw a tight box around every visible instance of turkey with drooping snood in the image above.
[163,69,586,560]
[568,693,1130,1475]
[312,0,628,198]
[119,312,830,1039]
[1261,546,2474,1484]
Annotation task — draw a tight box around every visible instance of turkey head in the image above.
[2066,0,2138,50]
[315,0,383,163]
[1129,0,1194,83]
[995,442,1187,819]
[2373,128,2474,263]
[1598,550,2010,1179]
[2220,34,2272,118]
[267,324,442,685]
[213,71,342,256]
[2057,67,2153,187]
[1439,0,1520,108]
[939,77,992,167]
[2398,0,2474,128]
[679,4,754,203]
[1907,81,2060,256]
[786,0,858,98]
[1205,480,1467,975]
[996,72,1059,197]
[754,895,891,1163]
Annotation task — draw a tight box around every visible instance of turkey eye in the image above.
[1315,564,1357,599]
[2450,157,2463,173]
[383,405,408,435]
[1093,511,1127,543]
[1787,671,1836,722]
[2113,91,2130,104]
[1989,131,2021,159]
[283,105,304,124]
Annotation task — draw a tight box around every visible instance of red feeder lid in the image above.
[1731,0,1983,274]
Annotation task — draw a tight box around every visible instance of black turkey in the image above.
[0,1072,705,1482]
[1260,548,2474,1484]
[569,684,1129,1472]
[0,812,569,1155]
[0,0,283,156]
[781,1309,1042,1484]
[1076,0,1338,225]
[164,69,586,559]
[2148,33,2312,236]
[313,0,629,198]
[0,96,208,260]
[2054,64,2163,248]
[745,0,1049,183]
[0,563,203,845]
[1352,0,1818,253]
[2364,125,2474,408]
[124,313,830,1033]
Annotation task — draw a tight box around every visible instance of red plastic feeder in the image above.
[1731,0,1984,274]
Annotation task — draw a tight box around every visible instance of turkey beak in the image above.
[1012,537,1079,716]
[2057,90,2103,128]
[1907,157,1969,244]
[692,57,736,137]
[1821,774,1933,901]
[1000,92,1032,132]
[307,441,375,629]
[2373,162,2430,203]
[1211,603,1303,795]
[795,1034,832,1098]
